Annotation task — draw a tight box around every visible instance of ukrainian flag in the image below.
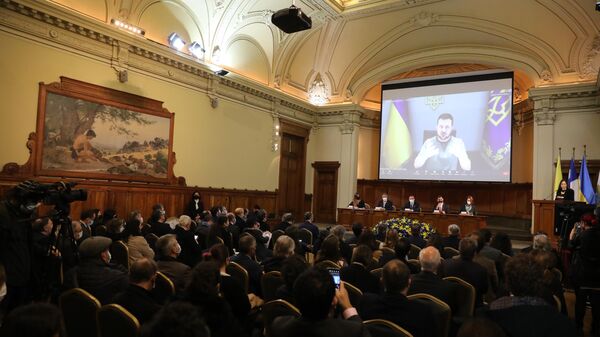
[382,100,411,169]
[579,154,596,204]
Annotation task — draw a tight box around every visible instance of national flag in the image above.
[568,157,580,201]
[482,90,511,168]
[553,153,562,199]
[579,154,596,204]
[382,100,411,169]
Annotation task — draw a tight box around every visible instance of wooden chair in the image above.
[261,299,301,337]
[59,288,101,337]
[97,304,140,337]
[315,260,340,269]
[443,246,459,259]
[407,259,421,273]
[443,276,475,321]
[152,271,175,304]
[226,261,249,293]
[408,293,451,337]
[110,240,130,271]
[144,233,159,251]
[297,228,313,245]
[343,281,363,307]
[262,271,285,302]
[370,267,383,280]
[381,247,395,255]
[364,319,414,337]
[270,229,285,249]
[408,244,421,259]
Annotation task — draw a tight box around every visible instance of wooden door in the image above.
[312,161,340,223]
[278,121,309,218]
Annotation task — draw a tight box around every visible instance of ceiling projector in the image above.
[271,5,312,34]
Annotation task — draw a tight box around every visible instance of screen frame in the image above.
[377,71,514,183]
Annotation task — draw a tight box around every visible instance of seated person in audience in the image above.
[243,216,272,262]
[374,223,388,242]
[149,209,172,237]
[175,215,202,267]
[103,218,126,242]
[468,232,499,298]
[346,223,364,245]
[316,235,345,267]
[530,249,567,314]
[129,209,151,236]
[478,228,503,263]
[79,209,95,240]
[112,258,162,324]
[273,213,294,233]
[459,195,477,215]
[408,224,427,249]
[441,238,488,307]
[358,260,435,337]
[348,192,366,209]
[98,208,117,227]
[432,195,449,214]
[275,255,308,304]
[181,262,242,337]
[443,224,461,250]
[207,215,234,255]
[341,245,380,294]
[409,246,459,314]
[141,301,210,337]
[155,234,191,291]
[232,208,247,231]
[0,302,62,337]
[63,236,128,304]
[331,225,353,263]
[403,195,421,212]
[357,230,379,252]
[226,212,241,251]
[271,267,370,337]
[207,244,251,324]
[426,233,445,255]
[375,193,395,211]
[490,232,514,257]
[122,215,155,265]
[480,253,576,337]
[379,236,412,269]
[255,209,270,232]
[300,212,320,243]
[71,220,85,247]
[231,234,264,297]
[262,235,295,272]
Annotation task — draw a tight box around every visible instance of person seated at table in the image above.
[459,195,477,215]
[375,193,395,211]
[402,195,421,212]
[432,195,449,214]
[348,192,366,209]
[555,179,574,201]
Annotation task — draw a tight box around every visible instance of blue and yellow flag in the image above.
[382,100,411,168]
[579,154,596,204]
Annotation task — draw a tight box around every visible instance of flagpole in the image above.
[572,147,575,160]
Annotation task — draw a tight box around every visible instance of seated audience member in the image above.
[469,232,499,301]
[104,218,126,242]
[382,229,399,250]
[207,215,234,255]
[71,220,85,245]
[300,212,320,243]
[374,223,388,242]
[315,235,345,267]
[274,213,294,233]
[490,232,514,257]
[443,224,461,250]
[231,234,264,296]
[341,245,380,294]
[348,192,367,209]
[481,253,576,337]
[244,216,272,262]
[275,255,308,304]
[141,301,210,337]
[530,249,567,314]
[426,233,445,255]
[64,236,128,304]
[186,191,204,221]
[331,225,353,263]
[357,230,379,252]
[409,246,458,313]
[112,258,162,324]
[208,244,251,322]
[182,262,241,337]
[271,267,370,337]
[262,235,295,272]
[233,208,247,232]
[346,223,364,245]
[79,209,95,240]
[256,208,270,232]
[98,208,117,227]
[403,195,421,212]
[122,215,155,265]
[155,234,191,291]
[0,303,62,337]
[376,193,395,211]
[478,228,503,263]
[175,215,202,267]
[225,212,241,251]
[358,260,434,337]
[408,224,427,249]
[149,209,172,237]
[442,238,488,307]
[130,209,151,236]
[456,317,506,337]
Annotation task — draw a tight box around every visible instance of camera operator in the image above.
[31,217,61,301]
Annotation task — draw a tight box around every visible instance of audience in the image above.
[490,232,514,257]
[408,224,427,249]
[316,235,345,267]
[174,215,202,267]
[478,228,503,263]
[233,208,247,232]
[357,230,379,252]
[0,303,63,337]
[469,231,499,302]
[340,244,380,294]
[112,258,162,324]
[243,216,272,262]
[346,223,364,245]
[122,213,155,265]
[530,249,566,314]
[149,209,172,237]
[276,255,308,304]
[443,224,461,250]
[331,225,353,263]
[142,302,210,337]
[262,235,295,272]
[207,215,234,254]
[231,234,264,296]
[154,234,191,291]
[300,212,319,243]
[442,238,488,307]
[274,213,294,232]
[103,218,126,242]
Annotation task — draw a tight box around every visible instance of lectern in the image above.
[532,200,594,246]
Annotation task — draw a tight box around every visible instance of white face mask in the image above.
[382,197,387,202]
[174,243,182,255]
[409,199,414,203]
[105,251,112,263]
[74,231,83,240]
[467,201,472,205]
[0,283,6,303]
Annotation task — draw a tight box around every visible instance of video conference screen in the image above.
[379,71,513,182]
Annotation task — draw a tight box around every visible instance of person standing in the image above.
[555,179,575,201]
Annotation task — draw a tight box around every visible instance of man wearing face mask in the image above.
[79,209,95,241]
[376,193,395,211]
[403,195,421,212]
[63,236,128,304]
[433,196,450,214]
[186,191,204,221]
[155,234,191,291]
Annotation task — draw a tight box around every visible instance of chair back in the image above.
[270,230,285,249]
[370,267,383,280]
[110,241,130,271]
[408,244,421,259]
[364,319,414,337]
[152,271,175,304]
[261,299,301,337]
[144,233,159,251]
[226,261,249,293]
[343,281,363,307]
[297,228,313,245]
[315,259,340,269]
[407,259,421,273]
[408,293,451,337]
[443,247,459,258]
[59,288,101,337]
[97,304,140,337]
[262,271,285,302]
[381,247,395,255]
[443,276,475,319]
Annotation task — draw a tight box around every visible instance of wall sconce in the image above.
[111,19,145,36]
[272,123,280,152]
[188,41,205,59]
[168,33,186,51]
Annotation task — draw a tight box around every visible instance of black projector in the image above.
[271,5,312,34]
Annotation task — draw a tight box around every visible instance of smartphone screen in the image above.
[328,268,341,289]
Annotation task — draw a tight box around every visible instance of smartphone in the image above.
[328,268,341,289]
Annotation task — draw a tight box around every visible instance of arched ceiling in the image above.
[49,0,600,109]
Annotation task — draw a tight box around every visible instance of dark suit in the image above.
[358,292,434,337]
[376,199,395,211]
[408,271,459,314]
[402,201,421,212]
[112,284,161,324]
[441,258,488,307]
[174,226,202,267]
[150,221,173,237]
[340,263,380,294]
[432,203,450,214]
[442,235,460,250]
[64,259,129,304]
[231,253,263,296]
[459,204,477,215]
[272,315,371,337]
[156,256,191,291]
[186,199,204,219]
[300,221,319,244]
[555,188,575,201]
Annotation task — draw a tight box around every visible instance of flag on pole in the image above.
[553,153,562,199]
[382,100,411,169]
[579,154,596,205]
[568,157,580,201]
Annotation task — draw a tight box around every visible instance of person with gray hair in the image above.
[443,224,461,250]
[155,234,191,291]
[532,233,550,251]
[331,225,353,263]
[262,235,296,272]
[274,213,294,232]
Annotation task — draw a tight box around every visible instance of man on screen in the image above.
[414,113,471,171]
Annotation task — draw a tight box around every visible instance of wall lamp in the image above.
[168,32,186,51]
[111,19,145,36]
[188,41,205,59]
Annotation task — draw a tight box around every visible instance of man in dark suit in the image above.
[300,212,319,243]
[402,195,421,212]
[346,223,364,245]
[340,245,380,294]
[358,260,435,337]
[113,258,162,324]
[442,224,461,250]
[432,196,449,214]
[154,234,191,292]
[79,209,95,240]
[231,234,263,296]
[408,246,459,314]
[375,193,395,211]
[441,238,488,307]
[271,267,371,337]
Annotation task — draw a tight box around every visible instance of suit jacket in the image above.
[340,263,380,294]
[300,221,320,243]
[112,284,161,324]
[432,203,450,214]
[402,201,421,212]
[358,292,434,337]
[272,315,371,337]
[442,235,460,250]
[186,199,204,219]
[231,253,263,296]
[175,226,202,267]
[150,221,173,237]
[441,258,488,307]
[156,256,191,291]
[64,259,128,304]
[408,271,459,314]
[376,199,395,211]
